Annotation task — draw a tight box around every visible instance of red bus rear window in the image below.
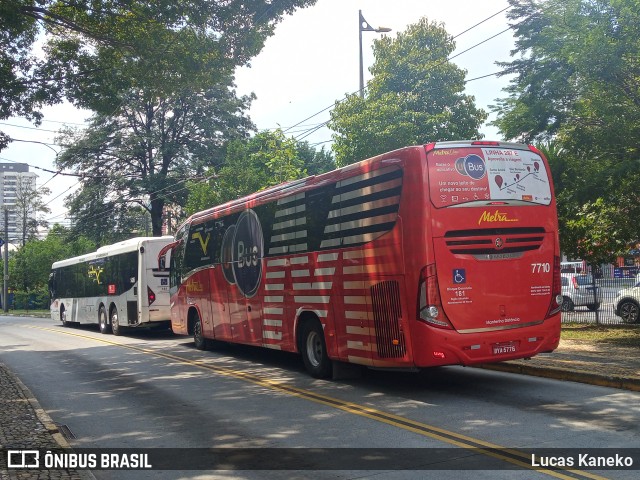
[427,146,552,208]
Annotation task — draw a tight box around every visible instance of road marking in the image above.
[27,325,609,479]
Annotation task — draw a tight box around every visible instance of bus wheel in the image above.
[301,321,332,379]
[99,306,111,334]
[193,313,207,350]
[111,308,122,336]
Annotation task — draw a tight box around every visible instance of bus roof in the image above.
[178,140,541,232]
[431,140,533,151]
[51,236,173,269]
[184,145,424,228]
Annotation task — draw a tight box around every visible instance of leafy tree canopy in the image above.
[328,17,487,167]
[493,0,640,155]
[185,130,335,216]
[1,0,317,148]
[7,224,95,292]
[495,1,640,263]
[57,86,255,236]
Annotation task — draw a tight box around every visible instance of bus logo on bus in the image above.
[478,210,519,225]
[192,232,211,255]
[455,154,486,180]
[88,264,103,284]
[231,209,264,298]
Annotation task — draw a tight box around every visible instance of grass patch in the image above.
[561,323,640,348]
[2,309,50,317]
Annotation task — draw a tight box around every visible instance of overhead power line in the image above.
[283,5,516,141]
[39,4,524,229]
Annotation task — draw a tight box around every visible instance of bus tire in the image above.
[99,306,111,334]
[111,307,122,336]
[193,313,207,350]
[300,320,332,379]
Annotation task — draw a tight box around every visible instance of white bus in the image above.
[49,237,173,335]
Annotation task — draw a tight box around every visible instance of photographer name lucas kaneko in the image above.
[531,453,635,469]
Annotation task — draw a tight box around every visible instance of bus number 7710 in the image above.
[531,263,551,274]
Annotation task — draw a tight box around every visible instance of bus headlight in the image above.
[555,294,563,306]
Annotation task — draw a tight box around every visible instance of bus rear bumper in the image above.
[410,316,562,367]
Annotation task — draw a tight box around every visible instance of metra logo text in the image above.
[433,149,457,156]
[478,210,519,225]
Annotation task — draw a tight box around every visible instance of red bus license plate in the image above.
[492,342,517,355]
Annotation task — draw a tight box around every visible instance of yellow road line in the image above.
[27,324,609,479]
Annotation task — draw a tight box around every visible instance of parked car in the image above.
[560,273,600,312]
[614,282,640,324]
[560,261,583,274]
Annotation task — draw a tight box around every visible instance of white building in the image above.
[0,163,37,242]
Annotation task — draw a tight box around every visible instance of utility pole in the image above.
[358,10,391,97]
[3,209,8,313]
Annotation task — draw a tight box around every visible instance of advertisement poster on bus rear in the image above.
[428,147,552,208]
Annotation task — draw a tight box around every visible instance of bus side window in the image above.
[170,246,184,288]
[48,272,55,299]
[171,226,188,289]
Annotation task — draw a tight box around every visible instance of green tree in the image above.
[185,130,333,215]
[65,178,154,245]
[495,0,640,258]
[493,0,640,153]
[328,17,487,167]
[7,225,94,302]
[0,1,47,150]
[1,1,317,150]
[297,142,335,176]
[57,87,255,236]
[12,176,51,246]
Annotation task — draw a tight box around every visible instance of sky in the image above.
[0,0,515,232]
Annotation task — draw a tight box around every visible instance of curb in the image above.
[478,362,640,392]
[3,365,96,480]
[10,370,72,450]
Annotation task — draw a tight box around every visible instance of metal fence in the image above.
[561,277,637,325]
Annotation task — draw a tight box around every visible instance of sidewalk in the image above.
[0,362,93,480]
[480,338,640,392]
[1,339,639,479]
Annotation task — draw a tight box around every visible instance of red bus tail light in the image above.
[148,287,156,306]
[417,264,453,329]
[546,256,562,318]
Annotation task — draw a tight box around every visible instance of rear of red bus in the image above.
[411,141,561,367]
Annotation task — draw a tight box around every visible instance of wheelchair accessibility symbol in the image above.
[453,269,466,284]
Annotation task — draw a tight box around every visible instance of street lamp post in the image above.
[3,209,8,313]
[358,10,391,97]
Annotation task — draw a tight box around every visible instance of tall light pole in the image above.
[3,209,8,313]
[359,10,391,97]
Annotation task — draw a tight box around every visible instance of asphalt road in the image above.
[1,315,639,480]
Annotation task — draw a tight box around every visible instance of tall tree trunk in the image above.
[150,197,165,237]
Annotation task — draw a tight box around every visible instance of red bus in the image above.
[163,141,562,378]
